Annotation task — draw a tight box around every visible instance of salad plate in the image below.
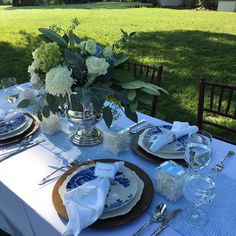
[137,125,188,160]
[59,164,138,213]
[0,115,27,136]
[0,116,33,141]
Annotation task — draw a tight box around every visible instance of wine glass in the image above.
[1,78,20,113]
[185,131,212,170]
[182,168,215,228]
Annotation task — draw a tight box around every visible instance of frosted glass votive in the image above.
[155,161,186,201]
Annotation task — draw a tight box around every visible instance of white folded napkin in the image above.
[63,161,124,236]
[150,121,198,152]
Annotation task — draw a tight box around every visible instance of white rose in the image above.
[30,73,40,85]
[45,65,75,97]
[78,41,86,50]
[86,56,110,76]
[85,40,97,55]
[103,46,113,57]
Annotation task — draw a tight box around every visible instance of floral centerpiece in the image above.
[18,19,167,145]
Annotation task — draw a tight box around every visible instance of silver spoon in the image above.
[213,150,235,172]
[133,203,167,236]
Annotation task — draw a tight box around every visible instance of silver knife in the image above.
[151,209,182,236]
[0,139,44,162]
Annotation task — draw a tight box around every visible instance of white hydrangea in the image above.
[45,65,75,97]
[84,40,97,54]
[28,59,41,75]
[86,56,110,76]
[30,72,40,85]
[32,49,39,60]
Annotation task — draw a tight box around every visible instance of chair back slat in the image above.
[197,78,236,144]
[126,61,163,117]
[210,84,214,110]
[225,89,233,115]
[217,87,224,112]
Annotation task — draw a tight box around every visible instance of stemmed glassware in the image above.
[184,131,212,170]
[183,130,215,228]
[1,78,20,113]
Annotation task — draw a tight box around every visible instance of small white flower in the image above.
[85,40,97,55]
[103,46,113,57]
[32,49,39,60]
[30,73,40,85]
[45,65,75,97]
[86,56,110,76]
[28,59,40,75]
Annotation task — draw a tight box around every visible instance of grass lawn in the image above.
[0,2,236,138]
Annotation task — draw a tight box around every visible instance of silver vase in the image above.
[66,94,103,146]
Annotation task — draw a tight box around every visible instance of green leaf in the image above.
[143,83,168,95]
[17,99,31,108]
[129,32,136,38]
[114,56,129,67]
[120,80,145,89]
[137,91,153,105]
[112,69,134,83]
[128,90,136,101]
[125,106,138,123]
[103,106,113,128]
[69,30,74,50]
[140,86,160,96]
[129,102,138,112]
[37,111,42,121]
[116,90,133,105]
[46,94,60,114]
[73,34,81,45]
[38,28,67,47]
[42,105,50,118]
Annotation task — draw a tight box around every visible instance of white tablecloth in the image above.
[0,83,236,236]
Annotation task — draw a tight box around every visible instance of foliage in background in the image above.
[0,3,236,139]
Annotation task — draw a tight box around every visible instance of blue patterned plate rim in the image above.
[64,164,138,212]
[0,115,27,136]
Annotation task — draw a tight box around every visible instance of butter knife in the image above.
[151,209,182,236]
[0,139,44,162]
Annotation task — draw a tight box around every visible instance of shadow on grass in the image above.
[1,29,236,136]
[0,41,32,84]
[3,2,148,10]
[127,30,236,124]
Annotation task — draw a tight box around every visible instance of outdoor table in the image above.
[0,83,236,236]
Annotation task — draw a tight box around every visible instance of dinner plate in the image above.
[59,164,138,213]
[52,159,154,228]
[0,116,33,141]
[142,125,188,154]
[0,115,27,136]
[100,169,144,219]
[138,126,187,160]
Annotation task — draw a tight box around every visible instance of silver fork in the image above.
[212,150,235,172]
[38,159,79,185]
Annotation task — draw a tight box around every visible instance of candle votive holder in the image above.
[155,161,186,201]
[102,124,129,156]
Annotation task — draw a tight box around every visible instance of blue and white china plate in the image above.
[0,115,27,136]
[0,116,33,141]
[59,164,138,213]
[138,125,187,159]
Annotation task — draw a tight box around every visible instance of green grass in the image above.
[0,2,236,139]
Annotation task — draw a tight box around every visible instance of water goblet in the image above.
[182,167,215,228]
[185,131,212,170]
[1,78,20,113]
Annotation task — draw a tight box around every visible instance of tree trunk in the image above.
[12,0,20,6]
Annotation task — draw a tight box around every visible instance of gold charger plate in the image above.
[52,159,154,228]
[0,113,39,146]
